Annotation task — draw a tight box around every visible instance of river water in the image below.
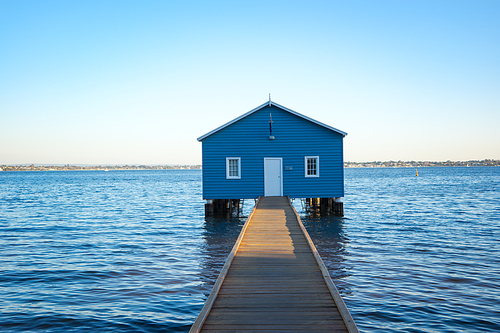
[0,167,498,332]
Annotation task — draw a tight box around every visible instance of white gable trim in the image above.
[272,101,348,137]
[197,101,347,141]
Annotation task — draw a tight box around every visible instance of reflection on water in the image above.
[196,201,256,305]
[299,215,352,295]
[198,217,245,296]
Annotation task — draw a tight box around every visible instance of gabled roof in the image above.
[197,100,347,141]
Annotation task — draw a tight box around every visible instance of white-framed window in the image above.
[305,156,319,177]
[226,157,241,179]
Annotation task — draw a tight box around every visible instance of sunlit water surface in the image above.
[0,168,498,332]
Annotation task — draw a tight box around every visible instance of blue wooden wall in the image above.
[200,105,344,199]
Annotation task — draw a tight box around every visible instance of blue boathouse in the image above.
[198,99,347,216]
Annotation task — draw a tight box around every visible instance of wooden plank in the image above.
[218,286,330,293]
[212,295,336,305]
[201,326,341,333]
[207,309,343,320]
[225,266,320,271]
[204,318,344,324]
[203,307,341,313]
[202,323,347,330]
[217,291,335,296]
[201,330,345,333]
[220,284,328,294]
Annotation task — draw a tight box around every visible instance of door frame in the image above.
[264,157,283,196]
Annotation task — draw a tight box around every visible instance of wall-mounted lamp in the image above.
[269,113,274,140]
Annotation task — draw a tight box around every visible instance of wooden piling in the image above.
[205,199,243,217]
[305,197,343,217]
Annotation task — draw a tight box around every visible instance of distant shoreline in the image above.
[345,159,499,168]
[1,160,499,171]
[0,165,202,172]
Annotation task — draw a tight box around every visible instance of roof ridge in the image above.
[197,101,347,141]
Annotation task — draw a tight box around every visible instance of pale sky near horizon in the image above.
[1,0,499,165]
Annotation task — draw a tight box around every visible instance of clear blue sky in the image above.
[1,0,499,165]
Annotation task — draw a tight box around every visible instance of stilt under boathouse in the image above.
[197,99,347,216]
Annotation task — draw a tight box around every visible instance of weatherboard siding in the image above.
[201,105,344,199]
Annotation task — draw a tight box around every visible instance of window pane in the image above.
[307,157,317,176]
[229,159,239,177]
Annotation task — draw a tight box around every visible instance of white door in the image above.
[264,158,282,196]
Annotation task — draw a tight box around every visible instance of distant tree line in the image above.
[344,159,500,168]
[0,164,202,171]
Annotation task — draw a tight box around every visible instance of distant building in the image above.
[198,100,347,216]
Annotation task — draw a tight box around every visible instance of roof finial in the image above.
[269,93,271,106]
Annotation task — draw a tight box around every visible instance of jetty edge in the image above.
[190,196,359,332]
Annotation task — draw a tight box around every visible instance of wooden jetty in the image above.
[190,196,358,332]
